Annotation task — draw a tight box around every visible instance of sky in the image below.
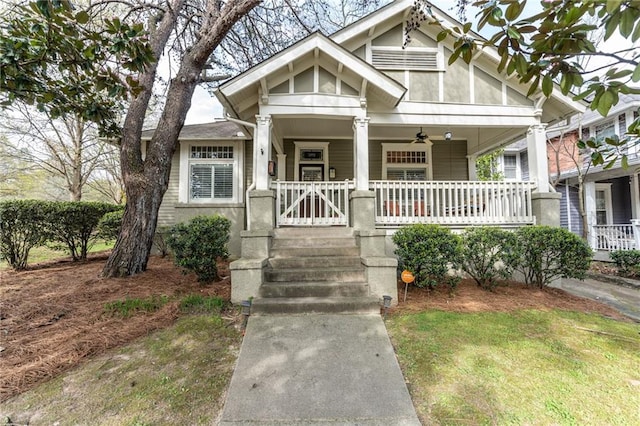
[182,0,637,125]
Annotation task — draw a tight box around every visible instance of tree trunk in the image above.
[102,0,260,277]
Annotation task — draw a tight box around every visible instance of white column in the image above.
[584,181,597,249]
[277,153,287,181]
[631,173,639,220]
[467,154,478,181]
[255,115,272,190]
[527,123,549,192]
[353,117,370,191]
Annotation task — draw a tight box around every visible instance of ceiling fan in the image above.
[410,127,429,143]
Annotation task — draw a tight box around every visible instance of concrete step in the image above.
[270,246,360,258]
[260,281,369,298]
[251,296,380,315]
[268,256,362,269]
[264,267,366,283]
[271,237,357,249]
[273,227,354,238]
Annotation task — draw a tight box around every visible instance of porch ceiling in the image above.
[271,116,527,150]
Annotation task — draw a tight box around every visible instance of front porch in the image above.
[273,179,537,228]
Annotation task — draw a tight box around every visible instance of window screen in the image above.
[503,155,517,179]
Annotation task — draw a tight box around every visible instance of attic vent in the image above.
[372,48,439,71]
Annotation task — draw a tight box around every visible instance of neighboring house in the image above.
[547,93,640,253]
[154,0,584,303]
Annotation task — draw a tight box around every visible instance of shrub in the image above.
[166,215,231,283]
[97,209,124,241]
[508,226,592,288]
[392,224,461,289]
[48,202,121,260]
[153,226,171,258]
[460,226,518,290]
[0,200,51,270]
[610,249,640,276]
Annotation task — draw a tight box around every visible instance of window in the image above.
[595,119,615,140]
[179,142,243,204]
[618,113,627,136]
[503,154,518,180]
[382,143,432,180]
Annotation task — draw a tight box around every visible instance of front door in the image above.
[300,165,324,182]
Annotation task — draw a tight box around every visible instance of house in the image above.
[547,93,640,254]
[155,0,584,305]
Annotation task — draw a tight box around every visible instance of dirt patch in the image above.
[0,253,631,402]
[0,254,230,402]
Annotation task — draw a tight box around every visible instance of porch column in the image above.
[255,115,272,190]
[630,173,639,220]
[584,181,597,249]
[467,154,478,180]
[527,123,549,192]
[353,117,370,191]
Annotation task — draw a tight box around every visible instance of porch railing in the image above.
[274,180,352,226]
[370,180,536,226]
[594,224,636,251]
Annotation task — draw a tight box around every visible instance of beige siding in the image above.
[328,139,354,181]
[443,49,470,104]
[409,71,439,102]
[369,141,383,180]
[474,68,503,105]
[284,139,295,180]
[371,24,402,46]
[245,139,254,188]
[432,140,468,180]
[406,30,437,48]
[158,150,180,227]
[507,86,532,106]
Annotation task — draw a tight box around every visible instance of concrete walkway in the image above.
[553,277,640,322]
[219,314,420,425]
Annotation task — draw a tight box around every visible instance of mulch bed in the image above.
[0,253,630,402]
[0,254,230,402]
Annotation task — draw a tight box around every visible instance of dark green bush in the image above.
[460,226,518,290]
[48,201,121,260]
[0,200,51,270]
[166,215,231,283]
[97,209,124,242]
[392,224,462,289]
[508,225,592,288]
[610,249,640,276]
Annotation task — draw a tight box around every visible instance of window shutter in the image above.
[372,48,438,71]
[191,165,212,199]
[213,164,233,198]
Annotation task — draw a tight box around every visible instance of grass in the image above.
[179,294,226,314]
[104,295,170,318]
[387,309,640,425]
[0,314,242,425]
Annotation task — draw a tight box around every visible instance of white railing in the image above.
[274,180,352,226]
[594,224,636,251]
[370,180,536,226]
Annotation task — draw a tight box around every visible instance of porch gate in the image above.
[274,181,352,226]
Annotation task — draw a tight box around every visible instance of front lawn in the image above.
[388,310,640,425]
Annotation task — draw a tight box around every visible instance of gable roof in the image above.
[216,31,407,113]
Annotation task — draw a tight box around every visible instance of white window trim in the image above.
[381,142,433,180]
[293,141,330,181]
[178,140,244,204]
[595,183,613,225]
[500,153,521,181]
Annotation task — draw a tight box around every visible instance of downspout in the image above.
[225,113,257,231]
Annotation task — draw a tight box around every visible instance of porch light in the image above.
[444,131,453,141]
[329,167,336,179]
[382,295,392,319]
[241,300,251,331]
